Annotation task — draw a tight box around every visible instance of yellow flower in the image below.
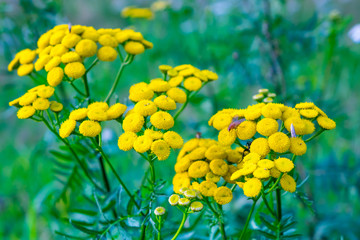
[236,120,257,140]
[188,161,210,178]
[303,119,315,135]
[205,144,227,160]
[64,62,86,79]
[290,137,307,156]
[212,113,233,130]
[249,137,270,158]
[199,180,217,196]
[118,132,138,151]
[201,70,218,80]
[82,28,100,41]
[209,159,229,176]
[150,111,174,130]
[178,198,190,206]
[253,168,270,179]
[122,113,144,132]
[32,98,50,110]
[154,95,176,110]
[285,117,307,135]
[61,51,81,63]
[243,178,262,198]
[206,172,221,183]
[270,167,281,178]
[97,46,117,61]
[106,103,127,119]
[133,135,153,153]
[151,140,171,160]
[19,49,36,64]
[144,129,163,140]
[49,30,65,45]
[149,78,171,92]
[34,55,52,71]
[45,56,61,71]
[280,174,296,193]
[159,64,172,73]
[37,86,55,98]
[168,76,184,87]
[184,189,197,198]
[121,7,153,19]
[182,138,200,152]
[268,132,290,153]
[134,100,157,116]
[61,33,81,48]
[79,120,102,137]
[256,118,279,136]
[257,159,275,169]
[282,107,300,121]
[9,97,21,107]
[154,206,166,216]
[190,201,204,211]
[17,106,36,119]
[300,109,318,118]
[274,158,294,172]
[175,157,191,173]
[98,34,118,47]
[17,64,34,76]
[261,103,282,119]
[184,77,202,91]
[129,82,154,102]
[124,41,145,55]
[88,102,109,111]
[50,101,63,112]
[47,67,64,87]
[166,87,187,103]
[87,108,108,121]
[226,149,242,163]
[19,92,37,106]
[50,44,68,57]
[244,106,262,120]
[69,108,88,121]
[59,119,76,138]
[187,147,206,160]
[317,116,336,130]
[218,128,236,146]
[168,194,180,206]
[214,186,233,205]
[163,131,183,149]
[243,152,261,164]
[295,102,315,109]
[75,39,98,57]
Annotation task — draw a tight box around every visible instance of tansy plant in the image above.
[165,92,336,239]
[8,23,218,239]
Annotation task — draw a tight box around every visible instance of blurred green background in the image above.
[1,0,359,239]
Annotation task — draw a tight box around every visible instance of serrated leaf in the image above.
[257,229,277,239]
[54,231,89,239]
[70,208,98,217]
[282,233,302,239]
[259,215,277,231]
[69,219,100,235]
[49,150,73,161]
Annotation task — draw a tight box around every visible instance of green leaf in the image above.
[69,219,100,235]
[259,215,277,232]
[256,229,277,239]
[49,150,73,161]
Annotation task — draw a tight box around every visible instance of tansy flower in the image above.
[178,198,190,206]
[174,157,191,173]
[244,105,262,120]
[59,119,76,138]
[122,113,144,132]
[243,178,262,198]
[249,137,270,158]
[129,82,154,102]
[163,131,183,149]
[61,51,81,63]
[290,137,307,156]
[205,145,227,160]
[50,44,67,57]
[214,186,233,205]
[47,67,64,87]
[282,107,300,121]
[199,180,217,196]
[187,147,207,160]
[19,92,37,106]
[98,34,118,47]
[182,138,200,152]
[159,64,172,73]
[168,76,184,87]
[257,159,275,169]
[19,49,36,64]
[45,56,61,71]
[35,55,52,71]
[209,159,229,176]
[33,98,50,110]
[106,103,127,119]
[274,158,294,172]
[300,109,318,118]
[79,120,102,137]
[97,46,117,61]
[75,39,97,57]
[154,206,166,216]
[295,102,315,109]
[17,106,36,119]
[285,117,306,135]
[231,162,257,180]
[149,78,171,92]
[261,103,282,119]
[151,140,170,160]
[124,41,145,55]
[87,108,108,121]
[188,161,210,178]
[224,165,237,183]
[236,120,257,140]
[17,64,34,76]
[303,119,315,135]
[184,77,202,91]
[118,132,138,151]
[218,128,236,146]
[184,189,197,198]
[256,118,279,136]
[154,95,176,110]
[64,62,86,79]
[268,132,290,153]
[50,101,63,112]
[226,149,242,163]
[253,168,270,179]
[206,172,221,183]
[212,113,233,131]
[150,111,174,130]
[144,129,163,140]
[190,201,204,211]
[133,135,153,153]
[168,194,180,206]
[37,86,55,98]
[166,87,187,103]
[280,174,296,193]
[270,167,281,178]
[61,33,81,48]
[88,102,109,111]
[69,108,88,120]
[317,116,336,130]
[243,152,261,164]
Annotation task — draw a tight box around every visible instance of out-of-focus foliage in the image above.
[1,0,359,239]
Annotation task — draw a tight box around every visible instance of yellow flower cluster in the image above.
[206,100,336,198]
[59,101,127,138]
[252,88,276,103]
[9,85,62,119]
[8,24,153,85]
[121,7,154,19]
[172,138,241,205]
[168,188,204,213]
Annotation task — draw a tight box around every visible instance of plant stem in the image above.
[276,188,282,239]
[266,173,284,194]
[261,192,277,218]
[140,223,147,240]
[97,134,111,192]
[157,216,162,240]
[85,58,99,74]
[305,129,325,142]
[239,197,258,240]
[171,212,188,240]
[82,74,90,99]
[217,204,227,240]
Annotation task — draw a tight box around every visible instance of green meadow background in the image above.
[0,0,359,239]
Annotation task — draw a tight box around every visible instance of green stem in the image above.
[171,212,188,240]
[173,98,189,121]
[239,197,258,240]
[85,58,99,74]
[140,223,147,240]
[69,82,87,96]
[82,74,90,99]
[157,216,162,240]
[266,173,284,194]
[276,188,282,239]
[97,134,111,193]
[305,129,325,142]
[261,192,276,218]
[217,204,227,240]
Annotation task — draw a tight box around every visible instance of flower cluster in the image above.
[59,102,127,138]
[207,100,336,198]
[117,64,218,161]
[172,137,240,205]
[168,188,204,212]
[8,24,152,84]
[9,85,62,119]
[121,7,154,19]
[252,88,276,103]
